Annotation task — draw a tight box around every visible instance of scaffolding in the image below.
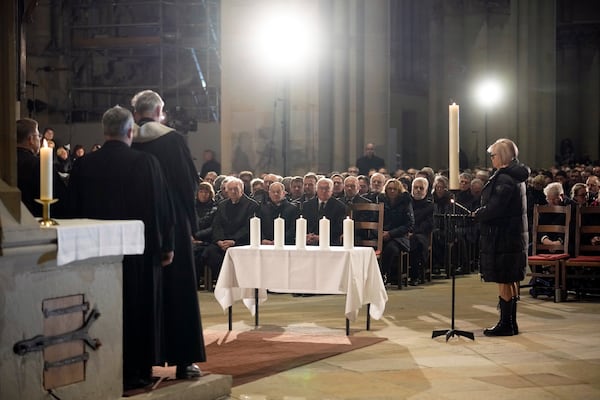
[67,0,220,125]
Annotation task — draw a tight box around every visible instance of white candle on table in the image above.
[343,216,354,249]
[449,102,460,190]
[296,216,306,249]
[250,216,261,248]
[319,216,330,250]
[40,139,53,200]
[274,216,284,248]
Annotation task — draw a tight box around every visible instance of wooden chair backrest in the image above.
[351,202,384,254]
[531,204,571,255]
[575,206,600,257]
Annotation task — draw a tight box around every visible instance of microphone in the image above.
[450,199,472,214]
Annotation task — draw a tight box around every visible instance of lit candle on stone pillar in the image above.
[343,217,354,249]
[295,215,306,249]
[40,139,53,200]
[250,215,261,248]
[319,216,330,250]
[274,215,285,248]
[449,102,460,190]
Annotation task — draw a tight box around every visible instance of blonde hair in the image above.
[488,138,519,165]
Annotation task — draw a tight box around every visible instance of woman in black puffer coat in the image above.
[474,138,529,336]
[380,179,415,284]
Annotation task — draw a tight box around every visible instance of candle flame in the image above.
[42,139,48,148]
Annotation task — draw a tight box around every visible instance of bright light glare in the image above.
[254,8,316,75]
[475,78,503,108]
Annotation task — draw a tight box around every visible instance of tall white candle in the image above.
[295,216,306,249]
[449,102,460,190]
[40,139,53,200]
[274,216,285,248]
[319,216,330,250]
[343,216,354,249]
[250,216,261,248]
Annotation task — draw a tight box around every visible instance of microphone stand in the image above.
[432,210,475,342]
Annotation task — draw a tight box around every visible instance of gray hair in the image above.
[131,90,164,114]
[543,182,564,197]
[102,106,133,138]
[412,176,429,191]
[487,138,519,165]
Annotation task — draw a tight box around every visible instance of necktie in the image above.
[319,202,325,213]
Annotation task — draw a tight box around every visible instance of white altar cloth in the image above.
[214,245,388,322]
[53,219,145,266]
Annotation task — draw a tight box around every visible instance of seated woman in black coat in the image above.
[380,179,415,285]
[193,182,217,287]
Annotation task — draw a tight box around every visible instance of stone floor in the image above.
[194,273,600,400]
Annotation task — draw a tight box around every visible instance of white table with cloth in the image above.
[214,245,388,334]
[53,219,145,265]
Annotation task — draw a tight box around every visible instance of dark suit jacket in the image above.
[212,194,259,245]
[303,197,347,245]
[259,198,299,244]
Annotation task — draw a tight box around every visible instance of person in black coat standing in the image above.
[68,106,175,391]
[130,89,205,379]
[474,138,529,337]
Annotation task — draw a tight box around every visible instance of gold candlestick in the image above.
[35,198,59,227]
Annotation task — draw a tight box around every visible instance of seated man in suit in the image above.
[340,175,374,244]
[303,177,347,246]
[259,181,299,245]
[409,177,434,285]
[203,177,259,277]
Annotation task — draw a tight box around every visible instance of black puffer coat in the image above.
[474,160,530,283]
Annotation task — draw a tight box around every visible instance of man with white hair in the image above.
[303,177,347,246]
[409,177,434,285]
[365,172,386,203]
[538,181,576,255]
[204,177,259,274]
[130,90,205,380]
[259,181,299,245]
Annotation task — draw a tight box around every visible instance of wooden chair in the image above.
[527,204,571,302]
[350,203,384,259]
[564,206,600,299]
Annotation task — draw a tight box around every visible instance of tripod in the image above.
[432,213,475,342]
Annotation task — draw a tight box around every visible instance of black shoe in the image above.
[176,364,202,379]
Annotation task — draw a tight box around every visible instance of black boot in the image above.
[512,296,519,335]
[483,297,514,336]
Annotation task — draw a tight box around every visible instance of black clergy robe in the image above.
[132,119,206,366]
[67,140,174,382]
